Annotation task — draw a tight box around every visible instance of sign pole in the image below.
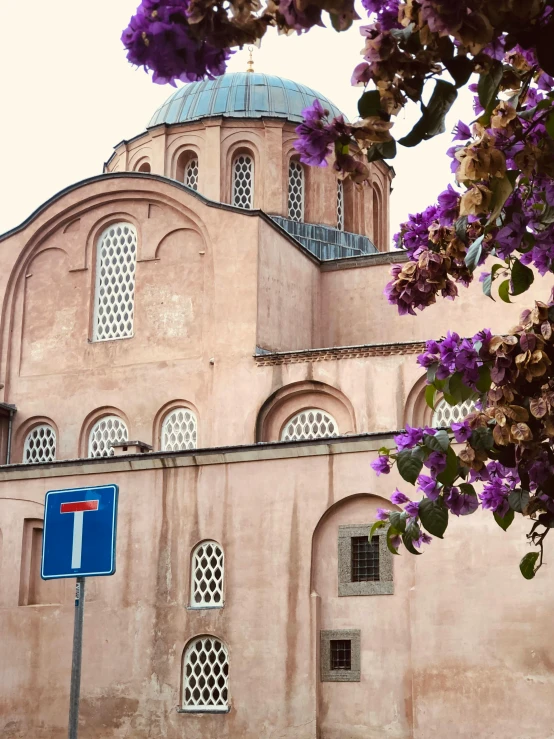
[68,577,86,739]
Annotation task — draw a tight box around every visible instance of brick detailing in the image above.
[254,341,426,366]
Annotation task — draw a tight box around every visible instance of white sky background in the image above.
[0,0,472,239]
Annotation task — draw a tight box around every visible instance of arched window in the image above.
[23,424,56,463]
[432,398,476,428]
[288,160,304,222]
[92,222,137,342]
[182,636,229,712]
[161,408,197,451]
[190,541,224,608]
[337,180,344,230]
[232,154,254,209]
[184,158,199,191]
[372,188,380,249]
[137,162,151,173]
[88,415,128,458]
[281,409,339,441]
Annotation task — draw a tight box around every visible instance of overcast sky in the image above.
[0,1,471,239]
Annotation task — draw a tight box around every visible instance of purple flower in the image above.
[452,120,471,141]
[437,184,460,226]
[496,213,527,258]
[371,455,391,476]
[425,452,447,475]
[394,425,424,450]
[413,531,432,548]
[389,534,402,550]
[404,501,420,518]
[480,480,510,517]
[451,420,472,443]
[376,508,390,521]
[391,489,410,505]
[417,474,441,501]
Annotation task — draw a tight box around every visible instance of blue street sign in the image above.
[41,484,119,579]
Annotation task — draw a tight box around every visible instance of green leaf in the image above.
[508,489,530,513]
[419,497,449,538]
[510,258,534,296]
[369,520,386,539]
[494,507,514,531]
[398,80,458,147]
[470,426,494,452]
[477,61,503,111]
[389,511,407,533]
[498,279,512,303]
[519,551,540,579]
[358,90,382,119]
[425,384,436,410]
[482,263,504,299]
[386,526,401,555]
[487,174,515,226]
[402,532,422,555]
[464,235,484,272]
[396,447,425,485]
[455,215,468,244]
[459,483,476,496]
[436,446,458,486]
[444,55,474,88]
[448,372,475,403]
[475,364,492,394]
[424,429,450,453]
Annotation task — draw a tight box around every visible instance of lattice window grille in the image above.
[281,409,339,441]
[183,636,229,711]
[232,155,253,209]
[191,541,224,608]
[92,223,137,341]
[161,408,197,451]
[288,161,304,222]
[23,424,56,464]
[432,398,477,428]
[330,639,352,671]
[351,536,379,582]
[185,158,199,191]
[88,415,128,458]
[337,179,344,231]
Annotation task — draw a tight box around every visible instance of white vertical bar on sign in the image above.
[71,511,84,569]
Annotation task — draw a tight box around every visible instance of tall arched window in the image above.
[288,160,304,222]
[182,636,229,712]
[232,154,254,209]
[184,158,199,191]
[372,188,380,249]
[337,180,344,230]
[432,398,476,428]
[88,415,128,458]
[190,540,224,608]
[161,408,197,451]
[23,424,56,463]
[281,409,339,441]
[92,223,137,342]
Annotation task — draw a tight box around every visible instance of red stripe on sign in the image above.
[60,500,99,514]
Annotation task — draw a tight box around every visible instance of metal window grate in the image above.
[352,535,380,582]
[183,636,229,711]
[191,541,224,608]
[232,155,253,209]
[330,640,351,670]
[92,223,137,341]
[288,161,304,222]
[23,424,56,464]
[281,409,338,441]
[161,408,197,451]
[185,158,199,190]
[88,415,128,458]
[337,179,344,230]
[432,398,476,428]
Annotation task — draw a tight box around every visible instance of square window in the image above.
[351,536,380,582]
[330,640,351,670]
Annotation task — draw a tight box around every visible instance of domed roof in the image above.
[147,72,344,128]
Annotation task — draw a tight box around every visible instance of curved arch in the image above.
[372,184,382,250]
[153,399,200,451]
[189,539,224,608]
[223,136,262,206]
[181,635,229,711]
[79,406,131,458]
[153,227,206,260]
[167,134,203,176]
[403,374,432,428]
[15,416,59,464]
[128,146,153,172]
[256,380,356,442]
[136,160,151,173]
[84,211,141,273]
[174,147,200,184]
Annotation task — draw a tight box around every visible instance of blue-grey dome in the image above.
[148,72,344,128]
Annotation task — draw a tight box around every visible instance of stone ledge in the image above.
[254,341,425,365]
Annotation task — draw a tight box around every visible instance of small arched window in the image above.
[182,636,229,712]
[232,154,254,209]
[137,162,151,173]
[432,398,476,428]
[337,180,344,231]
[23,424,56,463]
[161,408,197,451]
[190,540,224,608]
[88,415,128,458]
[281,409,339,441]
[92,222,137,342]
[184,158,199,191]
[373,188,380,249]
[288,160,304,222]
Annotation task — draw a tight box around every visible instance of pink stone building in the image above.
[0,72,553,739]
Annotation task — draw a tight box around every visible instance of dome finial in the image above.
[246,46,254,74]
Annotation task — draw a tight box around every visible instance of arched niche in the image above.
[403,374,433,428]
[256,381,356,442]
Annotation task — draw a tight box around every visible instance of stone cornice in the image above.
[254,340,425,365]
